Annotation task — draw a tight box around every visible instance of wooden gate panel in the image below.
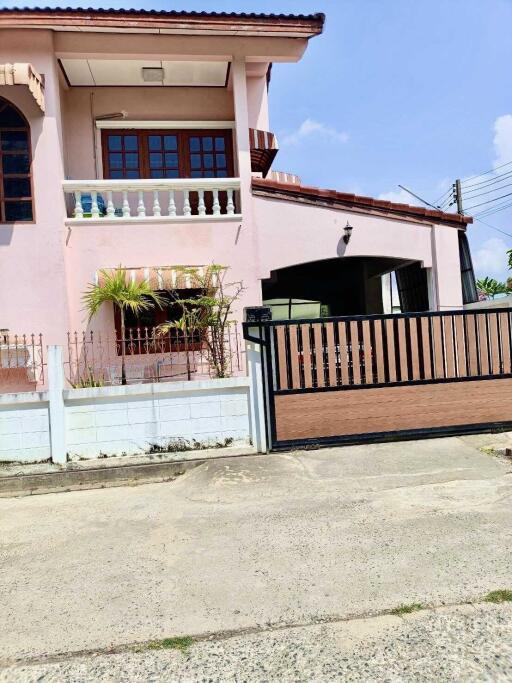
[275,378,512,443]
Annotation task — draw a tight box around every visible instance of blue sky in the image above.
[5,0,512,279]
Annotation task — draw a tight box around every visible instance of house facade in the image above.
[0,7,475,351]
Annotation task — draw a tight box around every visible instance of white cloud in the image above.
[377,187,418,205]
[493,114,512,169]
[281,118,349,146]
[472,237,509,279]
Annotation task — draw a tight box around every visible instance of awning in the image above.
[250,128,278,178]
[95,266,223,290]
[0,63,45,112]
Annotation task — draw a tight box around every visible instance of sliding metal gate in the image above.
[243,308,512,451]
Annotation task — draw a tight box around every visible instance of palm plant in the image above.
[82,268,164,385]
[476,276,508,300]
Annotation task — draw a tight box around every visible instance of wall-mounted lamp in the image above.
[343,220,353,244]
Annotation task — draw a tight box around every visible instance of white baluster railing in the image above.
[63,178,241,223]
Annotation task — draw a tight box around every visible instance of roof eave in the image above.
[252,178,473,229]
[0,9,325,38]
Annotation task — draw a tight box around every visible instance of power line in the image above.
[462,180,512,202]
[473,216,512,239]
[397,184,441,210]
[475,200,512,219]
[465,190,512,211]
[463,169,512,193]
[461,159,512,185]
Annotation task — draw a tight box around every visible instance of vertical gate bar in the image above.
[408,317,421,380]
[338,321,350,386]
[385,318,397,382]
[454,314,466,377]
[325,321,338,387]
[313,323,326,388]
[374,319,386,383]
[275,325,289,390]
[288,324,301,389]
[349,320,361,385]
[477,314,490,375]
[444,315,456,378]
[362,319,373,384]
[499,311,511,373]
[431,316,444,379]
[397,317,409,382]
[301,323,313,388]
[420,317,432,380]
[488,313,500,375]
[466,314,478,376]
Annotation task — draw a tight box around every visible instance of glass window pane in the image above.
[165,169,179,178]
[5,200,32,221]
[164,153,178,167]
[149,153,162,168]
[215,153,226,168]
[164,135,177,150]
[1,131,28,152]
[190,154,201,169]
[202,137,213,151]
[0,105,26,127]
[150,169,165,178]
[203,154,213,169]
[215,137,225,151]
[190,170,202,178]
[109,153,122,169]
[125,153,138,169]
[108,135,121,151]
[126,170,139,179]
[2,154,30,174]
[204,170,214,178]
[216,169,228,177]
[3,177,31,198]
[189,137,200,152]
[148,135,162,151]
[109,170,123,178]
[124,136,138,151]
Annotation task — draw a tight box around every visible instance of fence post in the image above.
[47,345,66,464]
[246,340,268,453]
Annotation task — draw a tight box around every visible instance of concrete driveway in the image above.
[1,436,512,663]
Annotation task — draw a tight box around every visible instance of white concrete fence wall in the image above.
[0,345,266,464]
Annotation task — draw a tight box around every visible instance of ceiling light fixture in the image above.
[142,67,164,83]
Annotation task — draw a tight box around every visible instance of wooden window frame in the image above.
[101,129,234,180]
[0,97,34,224]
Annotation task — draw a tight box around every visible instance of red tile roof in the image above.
[252,178,472,228]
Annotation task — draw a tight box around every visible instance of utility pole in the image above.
[454,179,463,215]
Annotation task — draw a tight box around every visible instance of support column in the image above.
[431,225,463,310]
[47,345,66,464]
[246,341,268,453]
[232,58,262,306]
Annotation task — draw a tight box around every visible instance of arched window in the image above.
[0,98,33,222]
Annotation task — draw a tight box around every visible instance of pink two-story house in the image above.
[0,7,475,351]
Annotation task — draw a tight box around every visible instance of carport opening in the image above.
[262,257,429,320]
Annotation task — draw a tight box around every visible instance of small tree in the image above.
[82,268,164,385]
[159,265,243,378]
[476,276,508,300]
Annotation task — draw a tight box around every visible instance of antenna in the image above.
[398,185,445,211]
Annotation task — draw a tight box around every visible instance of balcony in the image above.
[63,178,241,224]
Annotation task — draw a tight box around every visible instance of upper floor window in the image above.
[0,98,33,223]
[101,130,233,180]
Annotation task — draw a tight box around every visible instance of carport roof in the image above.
[252,178,473,228]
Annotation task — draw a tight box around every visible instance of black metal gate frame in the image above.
[243,308,512,452]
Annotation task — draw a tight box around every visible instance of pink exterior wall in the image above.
[0,30,70,344]
[0,27,464,351]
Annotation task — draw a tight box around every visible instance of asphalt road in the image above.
[1,435,512,677]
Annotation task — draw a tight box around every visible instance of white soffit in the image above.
[60,59,229,86]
